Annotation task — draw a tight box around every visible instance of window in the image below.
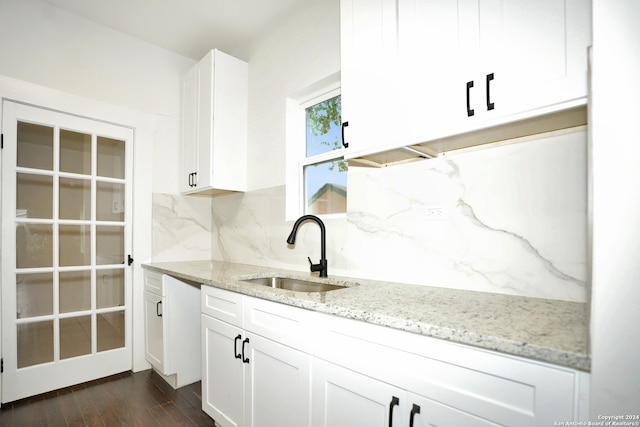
[286,73,346,219]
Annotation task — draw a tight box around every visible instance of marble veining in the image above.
[151,129,587,302]
[142,260,590,371]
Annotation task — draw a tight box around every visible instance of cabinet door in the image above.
[143,291,165,372]
[245,333,311,427]
[464,0,590,122]
[396,0,463,145]
[341,0,400,158]
[312,358,406,427]
[201,315,244,427]
[180,63,199,193]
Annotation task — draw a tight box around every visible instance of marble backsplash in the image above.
[152,128,588,302]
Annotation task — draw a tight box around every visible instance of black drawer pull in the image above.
[234,334,242,359]
[156,301,162,317]
[466,81,475,117]
[409,403,421,427]
[486,73,495,110]
[341,121,349,148]
[242,338,250,363]
[389,396,399,427]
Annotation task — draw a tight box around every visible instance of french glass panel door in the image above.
[1,101,133,403]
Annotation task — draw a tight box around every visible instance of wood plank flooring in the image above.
[0,369,216,426]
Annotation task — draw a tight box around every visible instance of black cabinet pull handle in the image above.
[388,396,399,427]
[486,73,495,111]
[242,338,250,363]
[341,121,349,148]
[156,301,162,317]
[189,172,198,187]
[466,81,475,117]
[409,404,421,427]
[234,334,242,359]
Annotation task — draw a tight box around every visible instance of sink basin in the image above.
[239,276,346,293]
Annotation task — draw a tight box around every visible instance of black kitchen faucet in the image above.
[287,214,328,278]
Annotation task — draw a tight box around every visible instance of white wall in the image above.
[246,0,341,190]
[0,0,195,195]
[0,0,194,373]
[589,0,640,415]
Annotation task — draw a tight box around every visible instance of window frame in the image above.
[285,73,344,221]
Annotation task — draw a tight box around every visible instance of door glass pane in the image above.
[17,122,53,170]
[16,224,53,268]
[59,271,91,313]
[60,316,91,360]
[60,130,91,175]
[97,311,124,352]
[59,225,91,266]
[18,321,53,368]
[59,177,91,220]
[97,182,125,222]
[17,173,53,219]
[97,269,124,309]
[16,273,53,318]
[304,159,348,215]
[96,225,124,265]
[97,137,125,179]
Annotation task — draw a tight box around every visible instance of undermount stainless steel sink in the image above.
[239,276,346,293]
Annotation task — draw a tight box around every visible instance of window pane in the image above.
[304,159,347,215]
[97,311,125,352]
[97,269,124,308]
[59,177,91,220]
[97,137,125,179]
[17,273,53,318]
[96,225,124,265]
[60,129,91,175]
[17,122,53,171]
[60,270,91,313]
[306,95,342,157]
[59,225,91,266]
[60,316,92,360]
[16,224,53,268]
[18,321,53,368]
[97,181,125,222]
[17,173,53,219]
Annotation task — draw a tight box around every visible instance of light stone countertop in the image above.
[142,260,590,371]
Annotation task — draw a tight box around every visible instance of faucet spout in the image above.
[287,214,327,277]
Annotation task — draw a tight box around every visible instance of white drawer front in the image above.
[201,285,243,327]
[143,270,164,295]
[243,296,311,352]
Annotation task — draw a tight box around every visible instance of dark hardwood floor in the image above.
[0,369,216,426]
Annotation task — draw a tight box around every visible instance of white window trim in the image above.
[285,72,343,221]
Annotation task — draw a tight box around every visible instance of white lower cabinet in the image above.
[201,285,588,427]
[312,358,407,427]
[312,359,502,427]
[201,286,311,427]
[143,271,200,389]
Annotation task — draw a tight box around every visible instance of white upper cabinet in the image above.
[180,49,248,195]
[340,0,400,154]
[341,0,591,162]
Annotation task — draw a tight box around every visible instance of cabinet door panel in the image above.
[312,359,405,427]
[246,333,311,427]
[341,0,399,157]
[398,0,464,144]
[143,291,165,372]
[480,0,590,117]
[201,315,243,427]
